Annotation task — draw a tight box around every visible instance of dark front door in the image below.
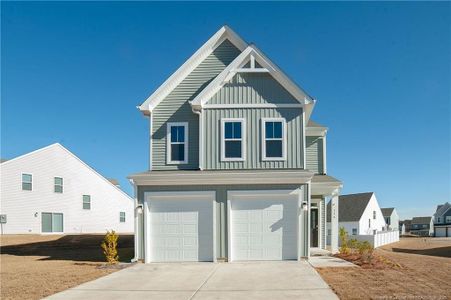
[311,209,319,247]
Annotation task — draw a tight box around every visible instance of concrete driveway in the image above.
[47,261,338,300]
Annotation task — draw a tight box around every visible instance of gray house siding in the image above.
[306,136,324,174]
[138,184,305,260]
[208,73,299,105]
[203,108,304,170]
[151,40,241,170]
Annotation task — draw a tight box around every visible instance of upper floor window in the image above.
[167,122,188,164]
[446,216,451,223]
[54,177,63,193]
[385,217,390,225]
[22,173,32,191]
[221,118,245,161]
[422,224,427,228]
[262,118,286,161]
[83,195,91,210]
[437,217,441,223]
[120,212,126,223]
[373,211,376,219]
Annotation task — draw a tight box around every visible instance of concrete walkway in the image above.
[47,261,338,300]
[308,256,357,268]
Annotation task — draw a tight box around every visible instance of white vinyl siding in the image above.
[221,118,246,161]
[82,195,91,210]
[54,177,63,193]
[262,118,287,161]
[22,173,32,191]
[166,122,188,164]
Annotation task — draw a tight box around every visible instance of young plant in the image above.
[358,241,374,263]
[339,227,350,255]
[101,230,119,264]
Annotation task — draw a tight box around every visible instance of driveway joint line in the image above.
[189,264,220,300]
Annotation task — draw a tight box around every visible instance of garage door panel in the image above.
[148,195,214,262]
[230,192,299,261]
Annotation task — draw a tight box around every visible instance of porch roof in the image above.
[311,174,342,196]
[128,169,314,186]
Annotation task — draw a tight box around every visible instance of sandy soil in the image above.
[0,234,134,300]
[317,237,451,300]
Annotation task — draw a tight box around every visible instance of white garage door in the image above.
[229,190,299,261]
[146,191,215,262]
[435,227,447,237]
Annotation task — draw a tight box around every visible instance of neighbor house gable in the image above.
[138,26,247,115]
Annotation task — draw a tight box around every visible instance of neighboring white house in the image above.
[381,207,399,231]
[327,192,399,247]
[0,143,134,234]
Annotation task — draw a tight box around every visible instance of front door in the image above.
[310,209,319,247]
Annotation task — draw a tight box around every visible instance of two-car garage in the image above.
[144,189,302,263]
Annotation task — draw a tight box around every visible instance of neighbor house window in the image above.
[167,122,188,164]
[22,173,32,191]
[385,217,390,225]
[437,217,441,223]
[221,118,245,161]
[373,211,376,219]
[54,177,63,193]
[83,195,91,210]
[327,229,331,236]
[120,212,126,223]
[352,228,357,235]
[422,224,427,228]
[262,118,286,160]
[446,216,451,223]
[368,219,371,228]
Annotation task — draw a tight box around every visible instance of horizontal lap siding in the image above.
[208,73,299,105]
[306,136,324,174]
[204,108,304,169]
[152,40,241,170]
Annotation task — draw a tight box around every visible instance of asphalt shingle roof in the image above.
[411,217,432,224]
[381,207,395,217]
[327,192,374,222]
[435,202,450,217]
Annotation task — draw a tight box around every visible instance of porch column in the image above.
[330,192,339,253]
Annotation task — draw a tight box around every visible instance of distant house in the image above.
[433,202,451,237]
[0,143,134,234]
[327,192,386,236]
[399,219,411,235]
[410,217,434,236]
[381,207,399,231]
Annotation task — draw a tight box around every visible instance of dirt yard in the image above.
[317,237,451,299]
[0,234,134,300]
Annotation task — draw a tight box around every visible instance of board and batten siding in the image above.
[306,136,324,174]
[203,108,304,170]
[138,184,305,260]
[151,40,241,170]
[208,73,299,105]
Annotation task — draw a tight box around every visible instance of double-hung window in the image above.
[83,195,91,210]
[262,118,286,160]
[167,122,188,164]
[54,177,63,193]
[120,212,126,223]
[22,173,32,191]
[221,118,245,161]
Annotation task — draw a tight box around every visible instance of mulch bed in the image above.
[334,252,403,269]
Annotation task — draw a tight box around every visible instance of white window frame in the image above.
[261,118,287,161]
[120,212,126,223]
[22,173,33,191]
[221,118,246,162]
[83,195,91,210]
[54,177,63,193]
[166,122,189,164]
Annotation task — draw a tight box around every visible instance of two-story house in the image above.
[381,207,399,231]
[128,26,342,263]
[433,202,451,237]
[410,216,434,236]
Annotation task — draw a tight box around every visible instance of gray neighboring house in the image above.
[128,26,343,263]
[381,207,399,231]
[410,217,434,236]
[433,202,451,237]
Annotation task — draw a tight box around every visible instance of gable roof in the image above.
[1,143,132,200]
[381,207,395,217]
[411,216,432,224]
[434,202,451,217]
[327,192,374,222]
[138,26,247,115]
[190,44,315,120]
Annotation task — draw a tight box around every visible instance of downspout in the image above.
[192,106,204,170]
[130,178,144,263]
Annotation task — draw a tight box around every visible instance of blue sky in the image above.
[2,2,450,219]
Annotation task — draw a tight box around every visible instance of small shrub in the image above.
[339,227,350,255]
[348,238,359,254]
[358,241,374,263]
[101,230,119,264]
